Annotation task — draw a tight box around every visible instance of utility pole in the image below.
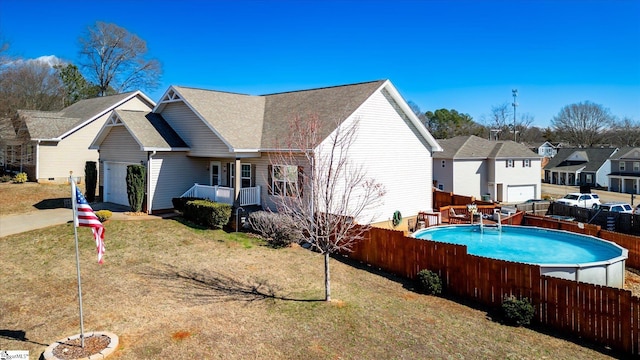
[512,89,518,142]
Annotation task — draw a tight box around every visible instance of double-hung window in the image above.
[230,163,252,188]
[506,159,514,168]
[271,165,302,197]
[634,162,640,172]
[523,159,531,167]
[620,161,626,172]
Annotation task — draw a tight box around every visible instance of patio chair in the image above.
[449,207,467,219]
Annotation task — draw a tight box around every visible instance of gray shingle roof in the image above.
[433,135,539,159]
[544,147,618,172]
[170,87,265,149]
[17,92,141,140]
[610,147,640,160]
[261,80,385,148]
[171,80,386,149]
[114,110,188,149]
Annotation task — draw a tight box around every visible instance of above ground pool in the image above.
[413,225,628,288]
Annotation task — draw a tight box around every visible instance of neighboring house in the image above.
[90,80,443,225]
[13,92,154,182]
[433,135,542,203]
[532,141,560,158]
[543,147,618,188]
[608,147,640,194]
[0,117,20,174]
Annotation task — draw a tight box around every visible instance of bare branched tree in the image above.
[551,101,615,147]
[482,102,534,142]
[608,117,640,147]
[269,114,385,301]
[0,57,65,117]
[79,22,161,96]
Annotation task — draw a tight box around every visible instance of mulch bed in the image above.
[51,335,110,359]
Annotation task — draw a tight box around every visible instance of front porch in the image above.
[181,183,261,207]
[608,175,640,194]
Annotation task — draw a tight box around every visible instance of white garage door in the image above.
[105,162,135,206]
[507,185,535,203]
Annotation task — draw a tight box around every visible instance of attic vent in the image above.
[161,89,182,103]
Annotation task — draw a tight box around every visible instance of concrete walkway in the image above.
[0,203,174,238]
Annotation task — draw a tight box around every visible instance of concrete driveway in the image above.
[0,202,174,238]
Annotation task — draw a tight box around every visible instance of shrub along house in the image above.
[89,80,443,225]
[9,91,154,182]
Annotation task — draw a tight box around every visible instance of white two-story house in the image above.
[433,135,542,203]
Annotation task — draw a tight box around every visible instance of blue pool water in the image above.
[413,225,624,265]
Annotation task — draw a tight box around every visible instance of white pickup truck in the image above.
[555,193,601,208]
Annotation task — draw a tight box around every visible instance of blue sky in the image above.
[1,0,639,128]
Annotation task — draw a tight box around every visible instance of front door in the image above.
[210,161,221,186]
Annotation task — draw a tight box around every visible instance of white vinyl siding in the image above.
[148,153,209,211]
[452,160,485,199]
[37,114,105,182]
[97,126,147,192]
[493,158,542,201]
[99,126,147,163]
[35,95,152,183]
[314,89,434,223]
[160,102,231,156]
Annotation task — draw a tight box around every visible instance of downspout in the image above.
[234,158,241,206]
[35,140,40,181]
[147,151,156,214]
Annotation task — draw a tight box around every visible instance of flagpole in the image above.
[70,172,85,348]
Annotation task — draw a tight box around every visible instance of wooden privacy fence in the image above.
[346,225,640,356]
[433,189,492,209]
[549,202,640,235]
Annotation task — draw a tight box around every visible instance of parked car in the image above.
[635,204,640,215]
[593,202,633,214]
[555,193,601,208]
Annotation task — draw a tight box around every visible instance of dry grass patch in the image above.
[0,182,76,215]
[0,219,623,359]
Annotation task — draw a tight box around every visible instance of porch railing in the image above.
[180,184,260,206]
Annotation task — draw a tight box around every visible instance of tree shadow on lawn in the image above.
[140,264,324,304]
[0,329,49,347]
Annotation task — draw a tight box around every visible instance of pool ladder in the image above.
[479,211,502,233]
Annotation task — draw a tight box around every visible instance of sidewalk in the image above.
[0,203,174,238]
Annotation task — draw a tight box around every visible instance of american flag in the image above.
[74,185,105,264]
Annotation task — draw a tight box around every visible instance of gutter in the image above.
[146,150,156,214]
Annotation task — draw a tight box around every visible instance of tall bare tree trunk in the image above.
[324,252,331,301]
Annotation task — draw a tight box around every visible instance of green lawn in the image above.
[0,218,621,359]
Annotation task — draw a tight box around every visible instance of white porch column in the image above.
[234,158,241,205]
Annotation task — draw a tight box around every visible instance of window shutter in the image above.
[226,163,231,187]
[251,164,256,187]
[267,165,273,195]
[298,166,304,197]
